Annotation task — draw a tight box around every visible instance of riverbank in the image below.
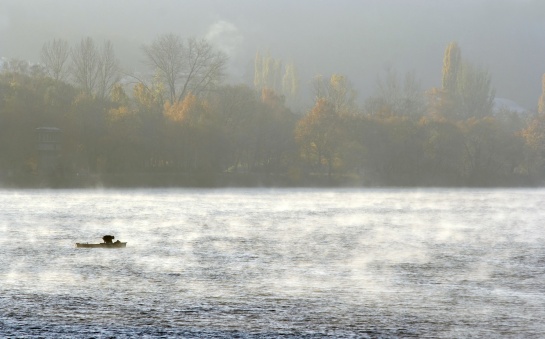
[1,169,538,189]
[0,172,370,189]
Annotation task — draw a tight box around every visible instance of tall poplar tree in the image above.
[282,61,300,107]
[442,42,461,93]
[437,42,494,120]
[538,73,545,114]
[254,50,262,89]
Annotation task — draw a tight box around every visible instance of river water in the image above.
[0,188,544,338]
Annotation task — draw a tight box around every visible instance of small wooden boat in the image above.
[76,242,127,248]
[76,235,127,248]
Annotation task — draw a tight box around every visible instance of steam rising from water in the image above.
[1,188,544,337]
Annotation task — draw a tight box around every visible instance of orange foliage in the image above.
[295,98,341,170]
[261,88,285,109]
[164,93,198,123]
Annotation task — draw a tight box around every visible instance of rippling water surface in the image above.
[1,188,545,338]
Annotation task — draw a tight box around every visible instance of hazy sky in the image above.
[1,0,544,109]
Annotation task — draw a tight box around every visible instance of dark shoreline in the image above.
[0,172,538,189]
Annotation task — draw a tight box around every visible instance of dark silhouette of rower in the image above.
[102,235,115,244]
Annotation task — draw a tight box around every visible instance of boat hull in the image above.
[76,242,127,248]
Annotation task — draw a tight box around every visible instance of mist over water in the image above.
[1,188,544,338]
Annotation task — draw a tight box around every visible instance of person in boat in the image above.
[102,235,115,244]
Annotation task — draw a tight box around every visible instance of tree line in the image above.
[1,37,544,187]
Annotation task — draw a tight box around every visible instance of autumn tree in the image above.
[163,93,224,172]
[254,51,280,92]
[254,51,275,91]
[132,72,166,115]
[538,73,545,114]
[253,50,262,89]
[312,74,357,116]
[521,114,545,180]
[164,93,201,124]
[282,61,300,107]
[442,42,462,93]
[432,42,495,120]
[525,73,545,178]
[435,41,463,119]
[296,98,344,178]
[254,51,300,108]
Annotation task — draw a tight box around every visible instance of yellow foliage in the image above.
[110,84,128,104]
[538,74,545,115]
[329,74,345,89]
[522,115,545,150]
[133,83,158,109]
[108,106,132,122]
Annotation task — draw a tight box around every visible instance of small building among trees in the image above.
[36,127,61,175]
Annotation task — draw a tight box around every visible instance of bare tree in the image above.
[71,37,100,96]
[70,37,119,99]
[365,68,426,118]
[142,34,227,103]
[142,33,184,104]
[180,38,228,101]
[96,40,119,100]
[41,39,70,82]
